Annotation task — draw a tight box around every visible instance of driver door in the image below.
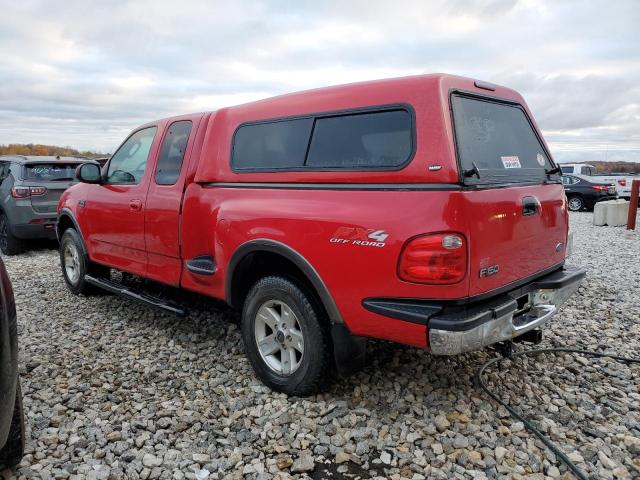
[85,125,160,275]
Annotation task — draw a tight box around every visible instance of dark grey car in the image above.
[0,156,97,255]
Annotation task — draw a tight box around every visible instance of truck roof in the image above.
[146,73,522,126]
[0,155,94,164]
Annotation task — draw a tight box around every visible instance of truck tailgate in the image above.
[464,183,567,297]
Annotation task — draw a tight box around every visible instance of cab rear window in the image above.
[451,94,555,185]
[24,164,79,181]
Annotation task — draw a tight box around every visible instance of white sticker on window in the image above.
[536,153,546,167]
[501,156,521,168]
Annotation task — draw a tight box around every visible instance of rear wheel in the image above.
[59,229,107,295]
[567,196,584,212]
[0,214,22,256]
[0,380,25,469]
[241,276,332,396]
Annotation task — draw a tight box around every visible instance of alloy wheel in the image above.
[254,300,305,375]
[63,242,81,284]
[568,197,583,211]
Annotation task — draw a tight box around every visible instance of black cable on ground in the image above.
[476,347,640,480]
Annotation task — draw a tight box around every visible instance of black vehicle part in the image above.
[512,329,542,344]
[185,256,217,276]
[0,380,25,469]
[331,324,367,378]
[84,275,188,317]
[477,347,640,480]
[0,213,22,256]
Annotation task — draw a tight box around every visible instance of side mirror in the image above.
[76,163,101,184]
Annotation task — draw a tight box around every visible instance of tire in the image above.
[0,380,25,469]
[241,276,332,396]
[0,214,22,256]
[567,196,584,212]
[59,229,107,295]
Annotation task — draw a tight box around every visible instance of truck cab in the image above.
[57,74,585,395]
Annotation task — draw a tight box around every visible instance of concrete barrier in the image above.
[593,199,629,227]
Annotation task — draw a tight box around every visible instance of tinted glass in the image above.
[107,127,157,184]
[560,166,572,174]
[452,95,553,184]
[0,162,8,182]
[232,118,313,170]
[24,163,79,181]
[156,121,192,185]
[306,110,411,168]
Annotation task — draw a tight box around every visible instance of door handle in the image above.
[522,196,539,216]
[129,199,143,211]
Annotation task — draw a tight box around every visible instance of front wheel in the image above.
[0,380,25,469]
[59,229,106,295]
[567,196,584,212]
[241,276,332,396]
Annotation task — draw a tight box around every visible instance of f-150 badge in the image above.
[330,227,388,248]
[479,264,500,277]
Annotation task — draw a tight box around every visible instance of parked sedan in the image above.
[562,174,617,211]
[0,257,24,469]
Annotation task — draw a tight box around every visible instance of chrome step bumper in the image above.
[428,266,585,355]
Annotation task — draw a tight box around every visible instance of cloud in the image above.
[0,0,638,162]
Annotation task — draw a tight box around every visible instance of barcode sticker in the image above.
[501,156,521,168]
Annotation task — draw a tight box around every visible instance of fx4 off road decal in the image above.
[330,226,389,248]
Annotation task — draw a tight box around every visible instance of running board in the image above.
[84,275,188,317]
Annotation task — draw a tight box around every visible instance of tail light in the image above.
[592,185,608,192]
[398,233,467,284]
[11,186,47,198]
[618,179,626,186]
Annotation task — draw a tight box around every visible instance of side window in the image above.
[571,177,580,185]
[231,107,414,171]
[155,121,193,185]
[561,176,568,185]
[232,118,313,170]
[0,162,6,183]
[560,166,572,174]
[306,110,412,168]
[106,127,157,184]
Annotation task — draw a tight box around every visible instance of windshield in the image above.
[451,94,557,185]
[24,163,79,181]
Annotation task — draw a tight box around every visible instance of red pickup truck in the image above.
[57,74,585,395]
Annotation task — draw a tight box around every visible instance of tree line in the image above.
[591,161,640,174]
[0,143,109,159]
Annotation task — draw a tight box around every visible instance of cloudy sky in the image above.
[0,0,638,162]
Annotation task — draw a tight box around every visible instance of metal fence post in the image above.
[627,179,639,230]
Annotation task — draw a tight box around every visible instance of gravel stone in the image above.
[1,211,638,480]
[291,452,314,472]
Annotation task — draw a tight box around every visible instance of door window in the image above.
[155,121,192,185]
[106,127,157,184]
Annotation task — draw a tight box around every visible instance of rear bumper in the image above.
[12,221,57,240]
[363,265,585,355]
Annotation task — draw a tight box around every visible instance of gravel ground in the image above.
[1,212,639,480]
